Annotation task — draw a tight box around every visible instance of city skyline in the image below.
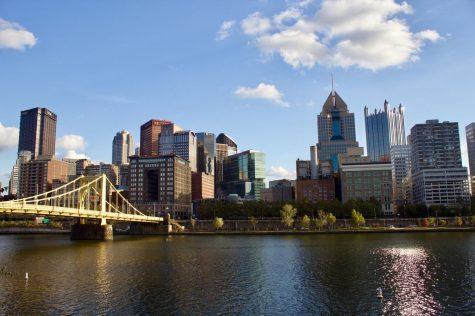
[1,0,475,186]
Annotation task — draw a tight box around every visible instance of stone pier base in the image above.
[71,224,113,241]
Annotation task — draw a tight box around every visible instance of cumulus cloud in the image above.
[235,83,288,107]
[63,150,89,160]
[0,123,19,152]
[216,20,236,40]
[241,12,272,35]
[241,0,441,71]
[57,135,87,151]
[266,166,296,181]
[0,18,37,51]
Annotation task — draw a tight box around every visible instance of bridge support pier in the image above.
[71,223,113,241]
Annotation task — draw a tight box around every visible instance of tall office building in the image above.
[409,120,470,206]
[140,119,172,157]
[216,133,238,155]
[317,90,359,171]
[112,130,134,165]
[158,123,183,155]
[364,101,406,161]
[18,107,57,158]
[222,150,266,200]
[8,150,32,196]
[19,157,73,198]
[172,130,197,172]
[340,161,394,215]
[466,123,475,195]
[390,145,411,206]
[129,155,192,218]
[215,133,238,196]
[196,132,215,175]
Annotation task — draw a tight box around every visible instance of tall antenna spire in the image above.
[331,72,334,93]
[331,72,336,107]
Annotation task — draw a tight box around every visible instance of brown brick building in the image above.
[140,119,172,157]
[129,155,191,217]
[192,172,215,201]
[295,178,335,202]
[19,157,73,198]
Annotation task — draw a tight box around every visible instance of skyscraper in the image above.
[222,150,266,200]
[8,150,32,196]
[158,123,183,155]
[196,132,216,175]
[140,119,172,157]
[390,145,411,206]
[112,130,134,165]
[466,123,475,195]
[317,90,359,171]
[364,101,406,161]
[18,107,57,158]
[172,130,197,172]
[409,120,470,206]
[215,133,238,196]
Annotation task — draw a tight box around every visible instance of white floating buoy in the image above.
[25,272,29,280]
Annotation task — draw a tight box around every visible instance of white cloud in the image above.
[0,123,19,152]
[241,12,272,35]
[0,18,37,51]
[216,20,236,40]
[63,150,89,160]
[57,135,87,151]
[235,83,288,107]
[266,166,296,181]
[241,0,441,71]
[258,29,329,69]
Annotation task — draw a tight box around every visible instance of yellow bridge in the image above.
[0,174,163,225]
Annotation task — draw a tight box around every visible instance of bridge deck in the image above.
[0,202,163,223]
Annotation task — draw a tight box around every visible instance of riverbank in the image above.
[172,227,475,235]
[0,227,69,234]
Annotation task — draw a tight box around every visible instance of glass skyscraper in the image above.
[364,101,406,162]
[222,150,265,199]
[317,90,359,171]
[196,132,215,175]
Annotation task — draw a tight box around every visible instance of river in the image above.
[0,233,474,315]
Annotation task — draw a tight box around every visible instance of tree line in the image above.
[195,197,474,220]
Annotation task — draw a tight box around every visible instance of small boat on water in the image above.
[376,287,383,299]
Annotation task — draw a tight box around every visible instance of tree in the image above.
[351,209,365,227]
[281,204,297,228]
[249,216,258,231]
[439,219,447,226]
[428,217,436,227]
[421,218,429,227]
[455,216,463,227]
[190,218,197,231]
[301,215,311,229]
[327,213,337,230]
[213,217,224,230]
[312,218,324,230]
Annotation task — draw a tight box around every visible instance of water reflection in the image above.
[378,247,441,315]
[0,233,473,314]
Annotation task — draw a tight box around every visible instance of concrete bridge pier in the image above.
[71,219,113,241]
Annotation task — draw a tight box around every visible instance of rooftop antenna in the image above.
[331,72,336,107]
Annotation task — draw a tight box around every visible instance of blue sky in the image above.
[1,0,475,185]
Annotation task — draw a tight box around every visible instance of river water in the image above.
[0,233,474,315]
